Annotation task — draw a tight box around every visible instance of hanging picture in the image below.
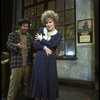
[77,19,92,43]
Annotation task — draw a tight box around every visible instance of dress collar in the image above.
[43,27,58,36]
[42,27,58,41]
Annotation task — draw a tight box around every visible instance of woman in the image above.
[30,10,62,100]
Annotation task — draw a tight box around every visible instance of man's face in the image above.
[20,23,29,34]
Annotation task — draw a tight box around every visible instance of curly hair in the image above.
[41,10,59,25]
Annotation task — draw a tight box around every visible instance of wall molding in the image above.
[59,78,95,89]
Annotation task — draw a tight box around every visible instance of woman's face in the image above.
[45,18,55,32]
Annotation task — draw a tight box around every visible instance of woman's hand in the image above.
[43,46,52,56]
[35,33,43,41]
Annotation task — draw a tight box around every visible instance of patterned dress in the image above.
[30,27,62,100]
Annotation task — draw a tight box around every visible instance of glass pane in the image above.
[65,24,75,40]
[57,26,64,40]
[37,4,44,16]
[56,0,64,12]
[65,40,75,56]
[24,9,28,18]
[30,6,37,18]
[58,12,64,26]
[65,9,75,25]
[24,0,31,7]
[30,18,37,30]
[37,0,44,3]
[32,0,37,4]
[30,0,33,5]
[48,1,55,11]
[24,8,31,18]
[65,0,74,10]
[56,40,65,57]
[37,17,42,29]
[27,8,31,18]
[24,0,28,7]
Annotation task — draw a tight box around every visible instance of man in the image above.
[7,18,33,100]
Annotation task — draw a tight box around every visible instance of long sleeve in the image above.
[33,40,44,50]
[34,27,62,52]
[40,33,62,48]
[6,32,19,53]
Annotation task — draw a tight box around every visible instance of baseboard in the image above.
[58,78,95,89]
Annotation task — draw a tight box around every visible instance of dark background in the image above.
[1,0,13,52]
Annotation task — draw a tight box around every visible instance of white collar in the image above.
[43,27,58,36]
[43,27,58,41]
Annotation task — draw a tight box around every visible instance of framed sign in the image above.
[77,19,92,43]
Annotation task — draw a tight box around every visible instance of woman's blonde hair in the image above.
[41,10,59,25]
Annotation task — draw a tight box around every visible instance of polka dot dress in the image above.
[30,51,59,100]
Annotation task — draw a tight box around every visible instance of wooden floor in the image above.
[1,85,98,100]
